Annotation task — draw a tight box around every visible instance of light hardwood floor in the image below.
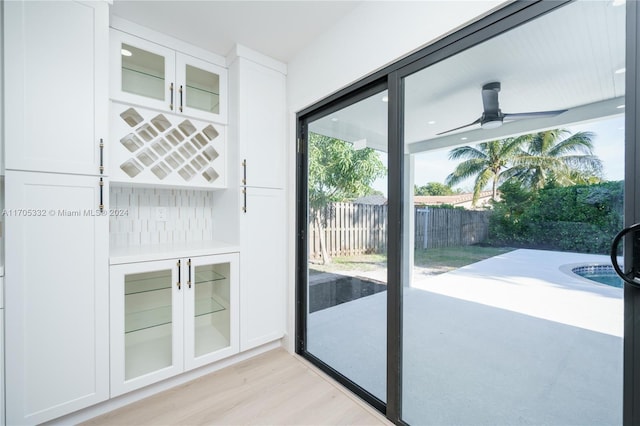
[82,349,390,425]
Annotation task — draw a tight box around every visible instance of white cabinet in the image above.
[231,55,286,189]
[111,30,227,124]
[110,252,239,396]
[110,102,226,188]
[0,274,4,426]
[228,48,287,350]
[4,1,109,423]
[3,0,108,176]
[5,171,109,425]
[240,187,286,350]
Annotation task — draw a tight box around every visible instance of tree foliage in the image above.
[308,132,387,264]
[446,129,602,205]
[414,182,456,196]
[445,138,523,204]
[308,133,387,209]
[488,180,623,253]
[509,130,603,189]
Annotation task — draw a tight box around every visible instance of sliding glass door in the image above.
[300,85,389,407]
[297,1,640,424]
[400,2,625,424]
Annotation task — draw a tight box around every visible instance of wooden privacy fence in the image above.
[309,203,387,259]
[415,207,491,249]
[308,203,491,258]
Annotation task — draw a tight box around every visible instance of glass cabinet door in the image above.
[111,30,227,123]
[193,263,230,356]
[121,44,166,101]
[176,53,227,123]
[110,31,176,113]
[185,64,219,114]
[110,259,183,397]
[184,253,239,369]
[124,269,174,380]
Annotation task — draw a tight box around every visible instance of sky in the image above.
[372,115,625,195]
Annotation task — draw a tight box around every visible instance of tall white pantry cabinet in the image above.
[3,1,110,425]
[228,49,287,351]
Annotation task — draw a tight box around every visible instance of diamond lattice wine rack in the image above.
[111,102,226,188]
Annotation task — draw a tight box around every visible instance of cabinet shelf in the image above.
[125,293,226,333]
[122,67,164,102]
[125,272,172,295]
[186,85,220,114]
[186,84,220,97]
[123,66,164,82]
[194,269,226,285]
[195,296,226,317]
[125,305,171,333]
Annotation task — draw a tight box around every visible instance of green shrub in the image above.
[488,181,623,254]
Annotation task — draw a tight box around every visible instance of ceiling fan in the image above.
[436,82,568,135]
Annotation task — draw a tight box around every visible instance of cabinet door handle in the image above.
[99,178,104,212]
[242,159,247,185]
[99,138,104,175]
[98,138,105,212]
[170,83,174,110]
[188,259,192,289]
[179,85,183,112]
[177,259,182,290]
[242,188,247,213]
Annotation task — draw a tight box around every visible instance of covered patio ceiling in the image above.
[309,0,626,154]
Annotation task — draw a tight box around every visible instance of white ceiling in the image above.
[110,1,362,63]
[309,0,626,153]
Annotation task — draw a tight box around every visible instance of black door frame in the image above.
[295,78,390,413]
[624,0,640,424]
[296,1,639,423]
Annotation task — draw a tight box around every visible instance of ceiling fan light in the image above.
[481,119,502,130]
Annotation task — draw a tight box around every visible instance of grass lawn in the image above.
[310,253,387,274]
[414,246,513,270]
[310,246,513,274]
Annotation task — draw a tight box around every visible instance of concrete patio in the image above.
[307,249,623,425]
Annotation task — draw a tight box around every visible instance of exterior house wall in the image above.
[284,0,508,351]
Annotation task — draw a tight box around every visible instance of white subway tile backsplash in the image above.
[129,232,141,246]
[109,186,215,248]
[139,232,150,246]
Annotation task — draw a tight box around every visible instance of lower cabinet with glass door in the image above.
[110,252,239,396]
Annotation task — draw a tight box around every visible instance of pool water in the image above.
[572,265,623,288]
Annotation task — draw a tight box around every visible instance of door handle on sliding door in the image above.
[611,223,640,287]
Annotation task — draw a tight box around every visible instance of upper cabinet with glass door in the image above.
[111,30,227,124]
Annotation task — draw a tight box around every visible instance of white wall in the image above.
[283,0,507,352]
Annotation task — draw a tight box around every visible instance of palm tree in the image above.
[510,129,602,189]
[445,138,523,204]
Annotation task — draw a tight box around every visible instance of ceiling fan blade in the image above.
[436,117,482,135]
[503,109,568,120]
[481,82,501,114]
